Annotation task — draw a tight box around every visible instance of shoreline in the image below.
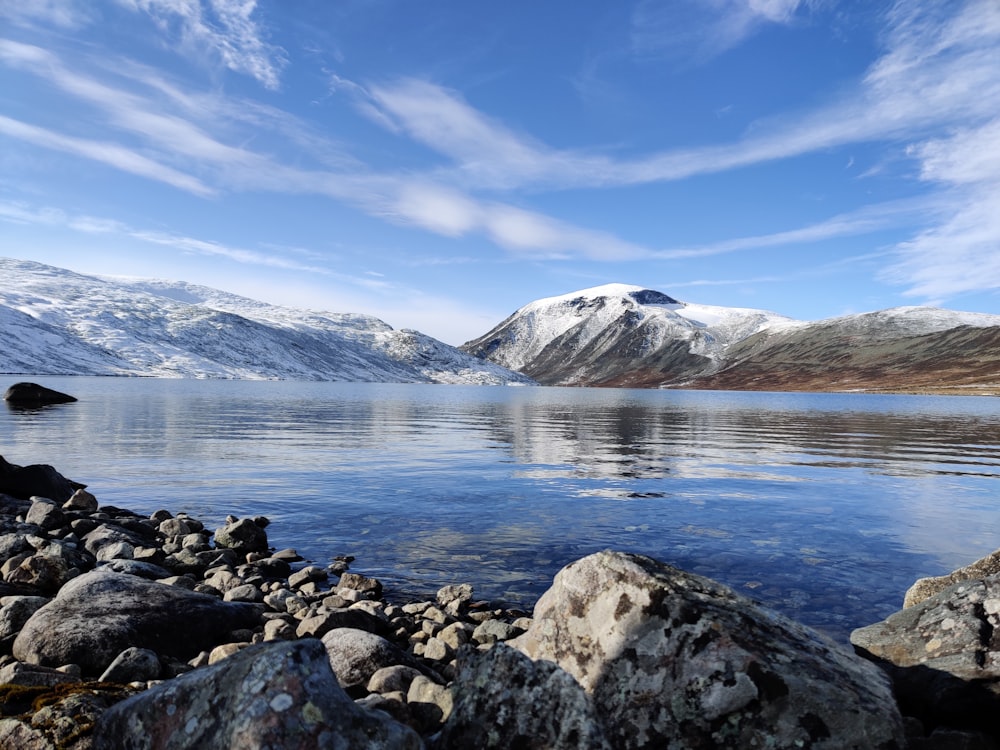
[3,456,1000,747]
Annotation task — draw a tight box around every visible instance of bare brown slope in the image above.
[682,324,1000,395]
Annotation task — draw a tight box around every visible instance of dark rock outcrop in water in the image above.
[3,382,77,406]
[4,454,1000,747]
[0,455,84,502]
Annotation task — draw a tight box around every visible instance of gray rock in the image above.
[213,518,268,554]
[5,552,73,594]
[94,639,423,750]
[439,644,610,750]
[99,558,173,579]
[296,607,390,640]
[0,595,49,639]
[471,618,523,645]
[339,571,382,597]
[288,564,328,589]
[62,488,98,512]
[367,665,425,695]
[25,498,64,531]
[512,550,904,750]
[906,549,1000,608]
[223,583,264,603]
[0,660,76,688]
[13,569,260,676]
[408,674,455,733]
[322,627,426,691]
[99,646,161,683]
[852,576,1000,735]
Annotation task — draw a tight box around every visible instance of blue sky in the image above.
[1,1,998,345]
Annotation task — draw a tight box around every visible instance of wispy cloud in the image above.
[0,114,215,196]
[116,0,287,89]
[0,198,325,272]
[631,0,807,64]
[0,0,90,29]
[654,198,935,260]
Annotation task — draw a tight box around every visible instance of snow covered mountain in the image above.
[0,258,534,385]
[461,283,1000,393]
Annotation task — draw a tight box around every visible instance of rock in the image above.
[99,646,161,683]
[407,674,455,733]
[223,583,264,603]
[62,488,98,512]
[288,564,328,589]
[12,569,260,676]
[511,550,905,749]
[439,644,610,749]
[339,571,383,598]
[99,559,172,580]
[367,665,425,695]
[295,607,391,640]
[852,576,1000,736]
[0,456,83,502]
[93,639,423,749]
[5,552,73,594]
[0,595,49,640]
[2,383,77,405]
[905,549,1000,608]
[3,383,76,406]
[322,627,427,692]
[437,583,473,615]
[213,518,268,555]
[471,618,523,645]
[24,498,64,532]
[0,660,76,688]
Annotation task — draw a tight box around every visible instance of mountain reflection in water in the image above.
[4,378,1000,641]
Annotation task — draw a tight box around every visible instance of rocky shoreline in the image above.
[1,455,999,748]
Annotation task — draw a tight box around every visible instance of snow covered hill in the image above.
[461,283,799,387]
[461,283,1000,392]
[0,258,534,385]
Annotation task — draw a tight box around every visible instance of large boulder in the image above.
[511,550,904,749]
[0,456,84,502]
[3,382,77,406]
[13,569,260,676]
[852,576,1000,735]
[439,643,611,749]
[94,639,423,750]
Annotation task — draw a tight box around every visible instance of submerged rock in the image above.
[511,550,904,749]
[94,638,423,750]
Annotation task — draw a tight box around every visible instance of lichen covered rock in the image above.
[512,550,904,749]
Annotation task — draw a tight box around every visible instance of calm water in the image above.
[4,377,1000,641]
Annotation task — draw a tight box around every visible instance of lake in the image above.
[4,376,1000,641]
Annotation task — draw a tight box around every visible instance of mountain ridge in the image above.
[461,283,1000,394]
[0,258,534,385]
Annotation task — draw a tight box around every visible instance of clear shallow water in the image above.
[4,377,1000,641]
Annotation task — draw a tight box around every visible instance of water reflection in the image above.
[2,378,1000,640]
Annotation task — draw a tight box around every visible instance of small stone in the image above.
[99,647,161,683]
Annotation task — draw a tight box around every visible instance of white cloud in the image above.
[117,0,287,89]
[0,0,89,29]
[0,114,215,196]
[631,0,805,63]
